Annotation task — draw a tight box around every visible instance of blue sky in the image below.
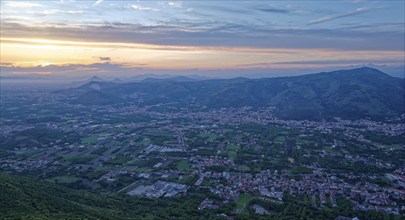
[1,0,404,78]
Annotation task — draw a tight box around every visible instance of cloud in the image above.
[198,4,249,15]
[0,62,13,66]
[257,6,290,14]
[272,58,405,65]
[167,2,183,9]
[125,4,159,11]
[6,2,42,8]
[308,8,370,25]
[99,57,111,61]
[0,62,140,77]
[2,20,403,52]
[28,9,84,16]
[93,0,103,7]
[66,10,84,14]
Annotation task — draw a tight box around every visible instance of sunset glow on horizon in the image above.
[1,0,404,77]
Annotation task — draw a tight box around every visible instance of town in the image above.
[1,89,404,218]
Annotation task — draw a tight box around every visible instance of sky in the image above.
[1,0,404,78]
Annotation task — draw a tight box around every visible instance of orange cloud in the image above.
[1,37,404,71]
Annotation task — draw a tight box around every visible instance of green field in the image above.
[137,139,151,146]
[228,151,237,161]
[122,166,137,171]
[199,132,218,142]
[226,144,239,161]
[297,138,309,145]
[253,166,262,172]
[81,136,98,144]
[236,194,254,210]
[291,166,313,174]
[134,167,153,172]
[46,176,81,184]
[63,155,95,164]
[324,145,334,153]
[104,146,122,156]
[176,160,191,170]
[21,149,44,158]
[226,144,240,151]
[238,165,250,172]
[274,135,286,142]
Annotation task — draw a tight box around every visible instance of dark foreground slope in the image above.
[0,173,124,219]
[66,67,404,120]
[0,173,215,220]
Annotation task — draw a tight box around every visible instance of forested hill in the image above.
[0,173,122,219]
[0,173,208,219]
[63,67,404,120]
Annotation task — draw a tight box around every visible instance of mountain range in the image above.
[58,67,404,120]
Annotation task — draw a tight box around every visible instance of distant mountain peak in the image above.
[70,76,106,88]
[112,78,123,82]
[88,76,105,82]
[141,76,198,83]
[349,67,387,74]
[309,67,391,79]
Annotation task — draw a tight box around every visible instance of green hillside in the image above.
[1,173,125,219]
[0,173,215,220]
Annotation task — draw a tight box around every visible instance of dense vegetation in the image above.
[0,173,221,219]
